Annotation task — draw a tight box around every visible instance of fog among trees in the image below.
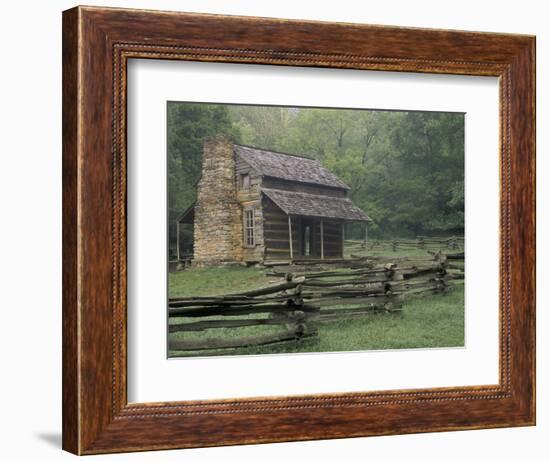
[167,102,464,244]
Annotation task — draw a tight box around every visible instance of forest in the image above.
[167,102,464,251]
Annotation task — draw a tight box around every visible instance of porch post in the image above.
[320,219,325,259]
[176,221,181,261]
[364,222,368,249]
[288,215,294,260]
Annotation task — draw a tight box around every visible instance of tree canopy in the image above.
[167,102,464,247]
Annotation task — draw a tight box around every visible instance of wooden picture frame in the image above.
[62,5,535,455]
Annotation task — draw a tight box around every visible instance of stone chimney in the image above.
[193,135,243,265]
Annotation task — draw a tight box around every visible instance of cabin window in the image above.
[239,173,250,190]
[243,208,255,247]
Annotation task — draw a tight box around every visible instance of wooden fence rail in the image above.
[168,278,319,353]
[168,251,464,355]
[345,235,464,252]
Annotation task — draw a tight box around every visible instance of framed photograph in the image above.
[62,6,535,455]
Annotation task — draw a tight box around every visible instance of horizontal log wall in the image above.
[322,220,343,258]
[263,196,295,259]
[262,177,347,198]
[262,196,345,260]
[235,155,264,261]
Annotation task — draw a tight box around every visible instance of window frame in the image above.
[239,173,250,191]
[243,207,256,248]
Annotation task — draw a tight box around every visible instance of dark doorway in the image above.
[301,219,314,257]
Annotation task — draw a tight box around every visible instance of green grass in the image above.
[169,285,464,357]
[168,245,465,358]
[344,242,446,259]
[169,265,270,298]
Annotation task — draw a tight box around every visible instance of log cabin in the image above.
[176,135,371,265]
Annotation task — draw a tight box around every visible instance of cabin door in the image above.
[301,219,315,257]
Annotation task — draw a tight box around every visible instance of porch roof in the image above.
[262,188,371,223]
[176,202,195,224]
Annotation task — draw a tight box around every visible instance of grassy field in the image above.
[168,246,465,358]
[343,241,453,259]
[169,265,269,298]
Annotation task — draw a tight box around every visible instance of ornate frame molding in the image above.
[63,6,535,454]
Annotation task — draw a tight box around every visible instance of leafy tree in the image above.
[228,105,292,151]
[167,103,240,251]
[168,102,464,242]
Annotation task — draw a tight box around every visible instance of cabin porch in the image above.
[261,188,370,262]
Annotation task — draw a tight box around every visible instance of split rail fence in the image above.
[168,251,464,355]
[346,235,464,252]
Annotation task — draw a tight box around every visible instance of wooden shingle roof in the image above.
[235,144,350,190]
[262,188,371,222]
